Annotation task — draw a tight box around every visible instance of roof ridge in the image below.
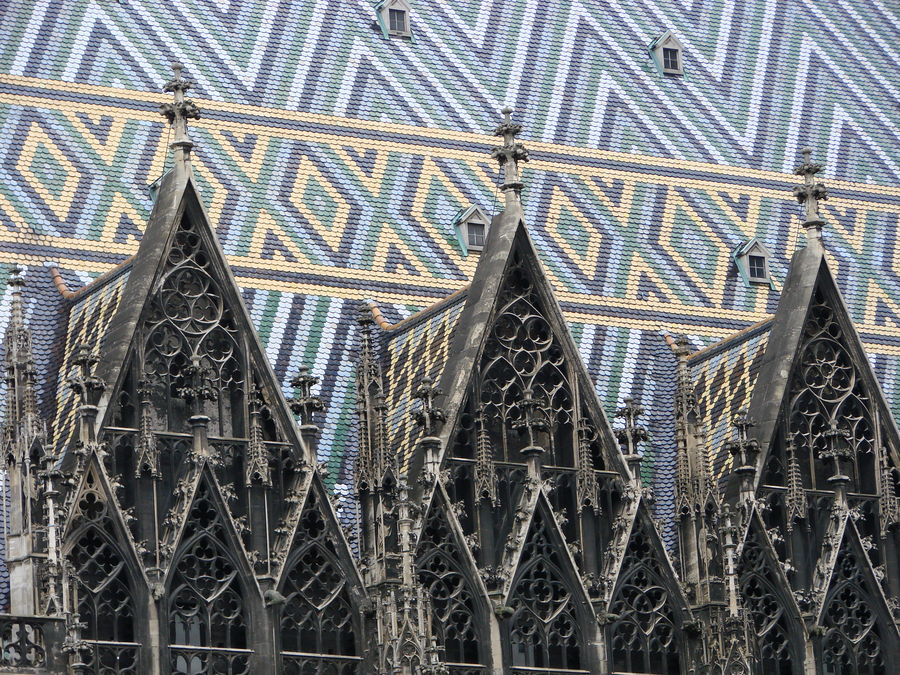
[49,257,136,301]
[370,285,470,334]
[685,317,774,365]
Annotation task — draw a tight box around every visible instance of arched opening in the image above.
[277,491,361,674]
[167,481,251,675]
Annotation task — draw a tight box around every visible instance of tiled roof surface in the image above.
[1,2,900,536]
[380,291,467,473]
[690,320,772,486]
[2,1,897,184]
[52,263,131,454]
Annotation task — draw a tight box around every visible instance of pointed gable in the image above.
[738,245,899,500]
[415,486,489,667]
[277,481,362,662]
[504,498,591,670]
[606,507,688,674]
[819,524,900,671]
[738,515,805,671]
[165,469,255,662]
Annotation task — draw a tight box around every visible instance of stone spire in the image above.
[491,107,529,213]
[3,267,42,451]
[616,396,648,489]
[355,304,389,493]
[793,148,828,246]
[159,62,200,172]
[3,267,47,616]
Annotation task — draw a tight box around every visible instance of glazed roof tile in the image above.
[689,319,772,486]
[52,262,131,454]
[380,290,468,474]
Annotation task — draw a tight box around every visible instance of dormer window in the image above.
[734,238,773,287]
[389,8,407,34]
[377,0,412,38]
[748,254,766,281]
[453,205,490,254]
[663,48,679,72]
[466,221,486,249]
[649,31,684,76]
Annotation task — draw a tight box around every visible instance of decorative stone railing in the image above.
[0,615,64,672]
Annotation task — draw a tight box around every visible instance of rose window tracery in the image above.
[476,247,574,465]
[168,480,249,675]
[507,511,582,669]
[142,218,245,436]
[416,501,484,666]
[608,519,680,674]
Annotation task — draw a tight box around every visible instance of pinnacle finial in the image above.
[491,107,528,210]
[7,266,24,289]
[159,61,200,169]
[792,147,827,243]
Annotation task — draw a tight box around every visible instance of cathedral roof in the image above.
[377,289,467,474]
[2,2,900,540]
[51,260,131,455]
[689,319,771,486]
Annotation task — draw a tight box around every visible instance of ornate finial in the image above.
[412,375,445,438]
[792,147,827,242]
[616,397,648,486]
[289,365,324,427]
[725,410,759,507]
[159,62,200,168]
[491,107,528,210]
[822,419,852,505]
[7,266,25,332]
[68,343,105,406]
[7,266,24,290]
[512,388,548,477]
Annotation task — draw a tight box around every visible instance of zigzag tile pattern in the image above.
[2,1,898,184]
[380,293,467,474]
[2,1,900,532]
[690,321,771,485]
[53,264,131,454]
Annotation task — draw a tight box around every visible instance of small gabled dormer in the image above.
[452,205,490,254]
[733,238,773,287]
[376,0,412,38]
[649,30,684,76]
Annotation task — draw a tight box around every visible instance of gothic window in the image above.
[506,510,583,670]
[415,500,484,666]
[739,526,797,674]
[141,216,246,438]
[789,288,875,493]
[66,469,139,674]
[279,490,360,674]
[608,517,680,674]
[820,542,887,675]
[475,241,574,466]
[168,480,250,675]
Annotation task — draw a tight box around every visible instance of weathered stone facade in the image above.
[2,67,899,675]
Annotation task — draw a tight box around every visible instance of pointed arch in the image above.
[817,527,898,674]
[739,518,805,674]
[166,473,255,675]
[504,502,589,670]
[277,483,362,674]
[65,461,143,673]
[415,487,490,668]
[607,509,686,674]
